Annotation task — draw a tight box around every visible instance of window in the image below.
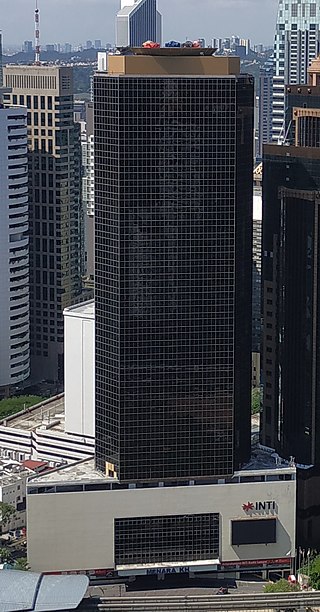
[115,513,220,565]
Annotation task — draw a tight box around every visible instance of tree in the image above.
[0,547,12,564]
[251,387,261,414]
[14,557,29,571]
[0,501,15,531]
[302,554,320,590]
[264,579,299,593]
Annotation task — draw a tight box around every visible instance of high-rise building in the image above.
[22,51,296,581]
[257,67,273,160]
[261,62,320,463]
[94,40,102,49]
[3,66,84,384]
[116,0,162,48]
[94,50,253,482]
[261,58,320,547]
[80,102,94,279]
[23,41,33,54]
[252,164,262,389]
[272,0,320,142]
[0,104,30,397]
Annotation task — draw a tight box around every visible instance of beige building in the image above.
[3,65,84,384]
[26,450,296,577]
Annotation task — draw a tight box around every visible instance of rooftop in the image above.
[0,458,44,486]
[0,394,65,433]
[28,458,106,484]
[64,299,94,319]
[28,446,295,488]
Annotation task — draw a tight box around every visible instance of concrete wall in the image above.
[64,302,95,438]
[27,476,296,573]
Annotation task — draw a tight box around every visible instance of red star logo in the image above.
[243,502,254,512]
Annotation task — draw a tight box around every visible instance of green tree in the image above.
[251,388,261,414]
[0,547,12,564]
[0,501,15,530]
[302,554,320,590]
[264,579,299,593]
[14,557,29,571]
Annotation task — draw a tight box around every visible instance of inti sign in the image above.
[242,501,276,513]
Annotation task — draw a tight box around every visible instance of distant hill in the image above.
[4,47,104,64]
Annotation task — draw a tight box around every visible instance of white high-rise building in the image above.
[0,106,30,395]
[116,0,162,48]
[273,0,320,142]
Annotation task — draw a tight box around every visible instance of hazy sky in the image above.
[2,0,279,47]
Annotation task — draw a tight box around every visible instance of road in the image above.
[88,577,267,599]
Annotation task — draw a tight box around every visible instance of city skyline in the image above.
[3,0,279,47]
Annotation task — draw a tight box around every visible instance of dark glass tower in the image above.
[94,52,253,482]
[261,60,320,466]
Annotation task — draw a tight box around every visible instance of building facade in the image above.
[252,176,262,389]
[3,66,84,384]
[261,64,320,467]
[64,301,95,439]
[94,52,253,482]
[26,453,296,575]
[116,0,162,48]
[79,102,94,278]
[272,0,320,142]
[0,105,30,397]
[257,67,273,160]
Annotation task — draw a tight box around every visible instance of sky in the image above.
[1,0,279,47]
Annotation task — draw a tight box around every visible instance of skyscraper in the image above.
[3,66,84,384]
[272,0,320,142]
[261,58,320,547]
[116,0,162,48]
[0,104,30,397]
[257,67,273,160]
[261,59,320,465]
[94,50,253,482]
[252,165,262,388]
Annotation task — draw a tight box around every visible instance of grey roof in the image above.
[0,570,89,612]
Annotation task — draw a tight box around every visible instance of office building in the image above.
[23,41,33,54]
[80,102,94,278]
[272,0,320,142]
[22,50,295,581]
[261,60,320,464]
[257,67,273,160]
[94,40,102,49]
[252,164,262,389]
[116,0,162,48]
[0,105,30,397]
[261,58,320,546]
[3,65,84,384]
[94,50,253,482]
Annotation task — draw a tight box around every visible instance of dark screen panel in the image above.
[231,519,276,545]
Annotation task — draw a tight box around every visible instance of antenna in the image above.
[35,0,40,65]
